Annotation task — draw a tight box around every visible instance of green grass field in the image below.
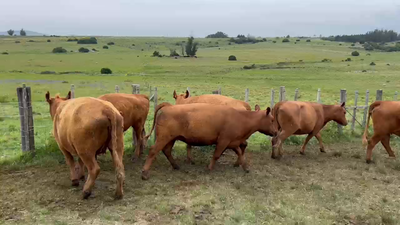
[1,36,400,224]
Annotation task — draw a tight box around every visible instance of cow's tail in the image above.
[144,102,173,140]
[362,101,380,147]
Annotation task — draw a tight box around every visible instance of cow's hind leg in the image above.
[142,138,170,180]
[208,141,229,171]
[61,150,80,186]
[315,132,325,153]
[162,140,179,170]
[80,154,100,199]
[272,129,296,159]
[234,146,249,172]
[381,135,396,158]
[110,149,125,199]
[300,134,314,155]
[234,142,247,167]
[366,134,382,164]
[186,144,195,165]
[132,125,144,161]
[78,157,85,181]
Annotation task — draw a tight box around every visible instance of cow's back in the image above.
[370,101,400,134]
[182,95,250,111]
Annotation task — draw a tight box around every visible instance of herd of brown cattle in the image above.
[45,90,400,199]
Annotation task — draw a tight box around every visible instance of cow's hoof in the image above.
[71,179,79,187]
[115,192,123,200]
[299,151,306,155]
[172,164,180,170]
[366,159,374,164]
[82,191,91,199]
[320,149,326,153]
[141,171,149,180]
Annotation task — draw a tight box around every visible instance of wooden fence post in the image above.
[317,88,321,103]
[245,88,249,103]
[153,87,158,141]
[271,89,275,108]
[132,84,140,94]
[279,86,285,102]
[70,84,75,99]
[115,85,119,93]
[294,88,299,101]
[362,90,369,127]
[17,84,35,153]
[218,87,221,95]
[376,89,383,100]
[338,89,347,134]
[187,87,190,97]
[394,91,398,101]
[351,91,358,132]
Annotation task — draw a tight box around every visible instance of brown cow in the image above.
[363,101,400,163]
[141,102,276,180]
[173,90,251,164]
[271,101,347,159]
[98,93,149,160]
[46,92,125,199]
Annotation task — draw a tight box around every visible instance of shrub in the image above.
[107,42,115,45]
[228,55,237,61]
[228,42,232,45]
[2,52,9,55]
[100,68,112,74]
[339,44,342,46]
[345,58,352,62]
[370,62,376,66]
[206,31,228,38]
[296,39,300,42]
[351,51,360,56]
[28,40,34,42]
[103,45,109,49]
[67,38,78,42]
[362,70,367,72]
[273,41,276,43]
[92,48,97,52]
[243,64,256,69]
[359,41,365,44]
[351,43,355,46]
[169,49,179,57]
[78,47,90,53]
[152,51,161,57]
[52,47,67,53]
[321,58,332,62]
[15,41,20,43]
[47,39,51,42]
[306,39,311,42]
[132,44,135,46]
[77,37,97,44]
[262,38,267,42]
[282,38,290,43]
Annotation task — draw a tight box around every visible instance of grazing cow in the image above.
[173,90,251,164]
[141,102,276,180]
[362,101,400,163]
[98,93,149,160]
[271,101,347,159]
[46,92,125,199]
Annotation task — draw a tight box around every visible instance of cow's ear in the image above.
[255,104,260,111]
[66,91,71,99]
[341,102,345,107]
[173,90,177,99]
[266,107,271,115]
[45,91,51,103]
[185,90,190,98]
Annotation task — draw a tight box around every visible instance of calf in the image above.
[271,101,347,159]
[141,102,276,180]
[173,90,251,164]
[46,92,125,199]
[98,93,149,160]
[363,101,400,163]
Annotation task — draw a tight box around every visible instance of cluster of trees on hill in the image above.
[322,29,400,43]
[206,31,228,38]
[229,34,266,44]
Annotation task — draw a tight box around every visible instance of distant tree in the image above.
[185,36,198,57]
[103,45,109,49]
[77,37,97,44]
[169,49,179,57]
[78,47,90,53]
[206,31,228,38]
[282,38,290,43]
[351,51,360,56]
[286,35,290,38]
[100,68,112,74]
[52,47,67,53]
[20,29,26,36]
[306,39,311,42]
[7,29,14,36]
[228,55,237,61]
[152,51,161,57]
[237,34,245,38]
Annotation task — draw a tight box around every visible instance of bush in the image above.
[282,38,290,43]
[351,51,360,56]
[228,42,231,45]
[206,31,228,38]
[67,38,78,42]
[47,39,51,42]
[77,37,97,44]
[15,41,20,43]
[169,49,179,57]
[28,40,34,42]
[100,68,112,74]
[359,41,365,44]
[243,64,256,69]
[262,38,267,42]
[306,39,311,42]
[132,44,135,46]
[351,43,355,46]
[92,48,97,52]
[2,52,9,55]
[228,55,237,61]
[103,45,109,49]
[78,47,90,53]
[321,58,332,62]
[107,42,115,45]
[345,58,352,62]
[273,41,276,43]
[370,62,376,66]
[52,47,67,53]
[296,39,300,42]
[362,70,367,72]
[152,51,161,57]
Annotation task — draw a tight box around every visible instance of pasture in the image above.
[1,36,400,224]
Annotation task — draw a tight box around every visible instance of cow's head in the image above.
[255,104,277,136]
[333,102,348,126]
[173,90,190,104]
[45,91,71,120]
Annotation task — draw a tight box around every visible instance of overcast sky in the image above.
[1,0,399,37]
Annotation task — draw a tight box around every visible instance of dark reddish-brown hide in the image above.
[46,91,125,199]
[362,101,400,163]
[141,103,276,180]
[271,101,347,158]
[98,93,149,159]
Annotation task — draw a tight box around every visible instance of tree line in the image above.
[322,29,400,43]
[7,29,26,36]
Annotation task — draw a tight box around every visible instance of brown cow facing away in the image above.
[98,93,149,160]
[363,101,400,163]
[173,90,251,164]
[271,101,347,159]
[141,102,276,180]
[46,92,125,199]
